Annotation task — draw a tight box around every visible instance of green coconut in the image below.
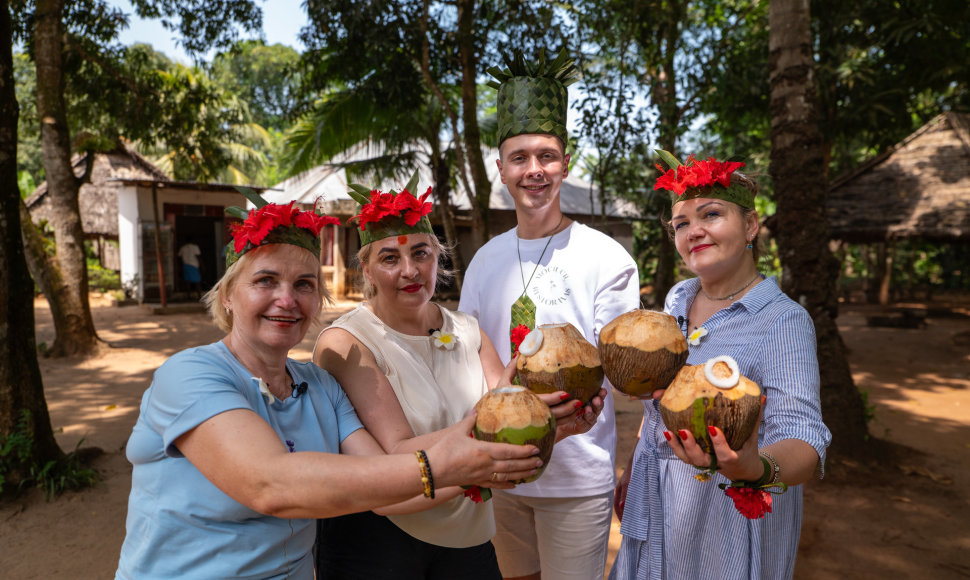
[658,357,761,454]
[598,309,688,397]
[515,322,604,404]
[473,385,556,484]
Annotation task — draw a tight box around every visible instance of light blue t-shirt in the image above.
[116,341,363,580]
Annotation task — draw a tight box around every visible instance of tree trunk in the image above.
[877,242,893,306]
[456,0,491,245]
[19,198,71,353]
[431,153,465,289]
[0,0,65,482]
[34,0,101,357]
[644,7,682,307]
[768,0,869,460]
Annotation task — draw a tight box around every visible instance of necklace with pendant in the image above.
[510,214,565,350]
[700,272,762,301]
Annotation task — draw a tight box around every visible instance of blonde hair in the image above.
[203,244,333,333]
[356,234,454,300]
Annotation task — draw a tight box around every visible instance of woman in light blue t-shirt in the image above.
[115,201,544,580]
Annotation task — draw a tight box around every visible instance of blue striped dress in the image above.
[610,276,831,580]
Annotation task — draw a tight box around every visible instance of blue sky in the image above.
[108,0,308,63]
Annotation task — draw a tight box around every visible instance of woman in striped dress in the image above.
[610,153,832,580]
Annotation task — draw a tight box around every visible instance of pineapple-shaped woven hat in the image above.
[487,48,579,146]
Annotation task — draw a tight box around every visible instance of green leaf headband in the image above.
[224,187,339,267]
[347,171,435,247]
[653,150,755,209]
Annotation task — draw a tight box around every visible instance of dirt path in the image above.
[2,296,969,579]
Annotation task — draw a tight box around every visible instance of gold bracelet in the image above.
[415,450,435,499]
[759,450,781,484]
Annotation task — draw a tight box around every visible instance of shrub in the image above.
[0,410,99,499]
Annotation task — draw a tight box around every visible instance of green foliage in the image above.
[210,40,301,131]
[13,52,42,185]
[127,0,263,57]
[87,263,121,292]
[85,241,121,292]
[700,0,970,178]
[17,170,36,199]
[0,411,98,499]
[858,390,877,425]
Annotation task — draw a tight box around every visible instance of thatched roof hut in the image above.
[827,112,970,243]
[24,143,170,237]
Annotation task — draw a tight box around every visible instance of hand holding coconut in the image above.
[512,323,608,440]
[432,413,545,489]
[660,357,767,484]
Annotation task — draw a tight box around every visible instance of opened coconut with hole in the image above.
[598,309,688,397]
[659,355,761,455]
[473,386,556,483]
[515,323,604,405]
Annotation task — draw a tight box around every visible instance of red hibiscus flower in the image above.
[231,202,338,252]
[354,187,434,230]
[462,485,492,503]
[724,486,773,519]
[231,202,295,253]
[294,211,340,235]
[654,154,745,197]
[510,324,531,355]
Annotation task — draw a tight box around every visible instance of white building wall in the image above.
[116,185,142,300]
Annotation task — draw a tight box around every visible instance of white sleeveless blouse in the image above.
[325,303,494,547]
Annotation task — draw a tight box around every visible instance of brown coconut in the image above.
[474,385,556,483]
[515,323,604,404]
[598,310,688,397]
[658,359,761,454]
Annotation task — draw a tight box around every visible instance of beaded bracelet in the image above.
[717,451,787,519]
[759,450,781,485]
[415,450,435,499]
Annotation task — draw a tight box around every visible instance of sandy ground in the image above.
[1,294,969,579]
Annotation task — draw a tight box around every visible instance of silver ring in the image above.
[490,472,499,482]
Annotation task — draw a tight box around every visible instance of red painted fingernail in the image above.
[663,431,672,441]
[574,401,583,409]
[678,429,689,441]
[560,392,570,400]
[707,426,717,437]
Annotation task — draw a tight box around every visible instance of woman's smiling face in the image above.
[363,233,439,308]
[224,244,322,354]
[671,198,758,279]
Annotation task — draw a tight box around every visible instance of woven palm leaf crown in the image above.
[653,149,756,209]
[347,171,435,247]
[487,48,579,146]
[224,187,340,267]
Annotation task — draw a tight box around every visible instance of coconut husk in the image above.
[516,323,604,404]
[659,361,761,453]
[474,386,555,483]
[598,310,688,396]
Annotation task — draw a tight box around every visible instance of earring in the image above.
[746,244,753,250]
[225,306,231,315]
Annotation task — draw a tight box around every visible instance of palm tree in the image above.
[284,87,468,282]
[134,64,270,184]
[768,0,869,459]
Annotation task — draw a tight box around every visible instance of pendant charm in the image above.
[511,293,536,341]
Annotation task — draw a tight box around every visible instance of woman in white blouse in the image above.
[312,183,601,579]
